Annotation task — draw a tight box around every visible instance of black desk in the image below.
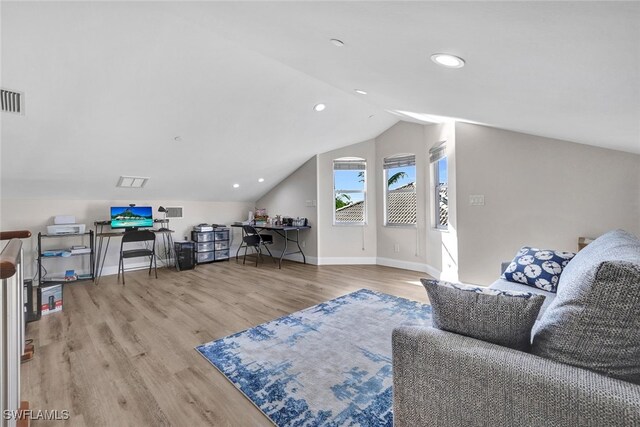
[232,224,311,269]
[94,222,175,284]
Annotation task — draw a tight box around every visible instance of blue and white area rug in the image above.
[196,288,432,426]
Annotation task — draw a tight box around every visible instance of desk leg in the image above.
[94,233,103,284]
[166,233,174,267]
[278,230,287,269]
[235,228,246,262]
[295,229,306,264]
[96,236,111,285]
[161,233,169,266]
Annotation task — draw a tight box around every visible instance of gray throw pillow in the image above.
[532,229,640,384]
[421,279,545,351]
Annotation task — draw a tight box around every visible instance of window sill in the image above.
[383,224,417,229]
[333,223,367,227]
[433,226,449,233]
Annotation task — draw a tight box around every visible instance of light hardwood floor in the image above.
[22,259,430,426]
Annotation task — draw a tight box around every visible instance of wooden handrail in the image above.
[0,230,31,240]
[0,239,22,279]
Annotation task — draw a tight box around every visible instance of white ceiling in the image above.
[2,1,639,202]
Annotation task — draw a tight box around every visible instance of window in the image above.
[383,154,416,226]
[430,143,448,230]
[333,158,366,225]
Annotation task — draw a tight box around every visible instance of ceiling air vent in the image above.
[116,176,149,188]
[1,88,24,115]
[165,207,183,219]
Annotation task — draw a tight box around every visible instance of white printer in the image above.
[46,215,86,235]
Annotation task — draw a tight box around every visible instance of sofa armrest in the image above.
[392,326,640,427]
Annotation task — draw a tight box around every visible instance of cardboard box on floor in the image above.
[38,283,63,316]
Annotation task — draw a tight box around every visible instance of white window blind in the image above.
[383,155,415,169]
[429,142,446,163]
[334,160,367,170]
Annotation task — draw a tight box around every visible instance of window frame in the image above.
[333,159,367,226]
[383,154,417,227]
[429,142,448,231]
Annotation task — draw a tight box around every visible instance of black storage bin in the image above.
[174,241,195,271]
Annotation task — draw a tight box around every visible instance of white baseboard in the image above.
[376,257,442,278]
[315,257,377,265]
[92,250,443,279]
[99,259,171,277]
[424,264,442,279]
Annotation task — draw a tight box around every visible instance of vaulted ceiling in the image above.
[2,1,638,202]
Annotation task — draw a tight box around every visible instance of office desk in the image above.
[232,224,311,269]
[93,223,175,284]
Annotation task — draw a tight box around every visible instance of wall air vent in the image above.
[116,176,149,188]
[165,207,183,219]
[1,88,24,115]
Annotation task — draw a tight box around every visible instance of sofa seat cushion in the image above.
[490,278,556,319]
[532,229,640,384]
[422,279,546,351]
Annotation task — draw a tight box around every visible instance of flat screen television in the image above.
[110,206,153,229]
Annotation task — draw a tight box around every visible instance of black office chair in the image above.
[241,225,276,267]
[118,230,157,285]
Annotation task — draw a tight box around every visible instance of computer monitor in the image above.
[110,206,153,230]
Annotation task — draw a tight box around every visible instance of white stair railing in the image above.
[1,232,30,427]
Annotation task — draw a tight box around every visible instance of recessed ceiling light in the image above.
[174,136,182,142]
[258,178,265,183]
[354,89,368,95]
[233,183,240,188]
[330,39,344,47]
[431,53,465,68]
[313,103,326,112]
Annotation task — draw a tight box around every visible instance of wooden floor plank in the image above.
[22,259,430,425]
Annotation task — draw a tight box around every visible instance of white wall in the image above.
[455,122,640,285]
[255,157,318,260]
[0,198,252,279]
[374,121,458,278]
[424,123,459,281]
[317,139,377,263]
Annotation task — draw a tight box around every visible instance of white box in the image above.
[54,215,76,225]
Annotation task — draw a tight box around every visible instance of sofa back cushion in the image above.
[531,229,640,384]
[489,278,556,319]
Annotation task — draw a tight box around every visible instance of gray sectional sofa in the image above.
[392,229,640,426]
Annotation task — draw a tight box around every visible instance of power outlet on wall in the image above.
[469,195,485,206]
[394,243,400,253]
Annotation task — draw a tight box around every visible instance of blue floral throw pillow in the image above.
[502,247,576,292]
